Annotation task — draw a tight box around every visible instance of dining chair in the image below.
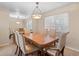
[46,33,68,56]
[49,29,56,37]
[9,33,20,55]
[16,31,40,56]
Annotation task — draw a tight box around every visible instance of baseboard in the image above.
[66,46,79,52]
[0,40,14,47]
[0,43,10,47]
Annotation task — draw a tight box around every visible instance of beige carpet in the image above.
[0,43,79,56]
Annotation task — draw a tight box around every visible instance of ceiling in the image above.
[0,2,73,17]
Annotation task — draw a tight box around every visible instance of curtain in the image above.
[32,17,44,34]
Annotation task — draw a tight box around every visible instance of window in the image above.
[44,16,55,31]
[26,20,32,31]
[44,13,69,32]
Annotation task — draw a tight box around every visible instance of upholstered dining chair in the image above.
[49,29,56,38]
[46,33,68,56]
[16,31,40,56]
[9,32,19,55]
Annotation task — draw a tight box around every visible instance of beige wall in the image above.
[43,3,79,51]
[0,7,24,45]
[0,8,10,44]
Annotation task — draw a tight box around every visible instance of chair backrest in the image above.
[44,29,49,35]
[56,33,67,51]
[9,33,15,39]
[49,30,56,38]
[14,31,19,46]
[15,31,26,54]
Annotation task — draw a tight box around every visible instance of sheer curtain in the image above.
[44,13,69,36]
[32,17,44,34]
[54,13,69,33]
[26,13,69,35]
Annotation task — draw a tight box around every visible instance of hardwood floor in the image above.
[64,48,79,56]
[0,43,17,56]
[0,43,79,56]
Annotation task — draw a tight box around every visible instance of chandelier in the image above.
[32,2,42,20]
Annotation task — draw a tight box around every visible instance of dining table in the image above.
[23,32,58,55]
[23,32,58,49]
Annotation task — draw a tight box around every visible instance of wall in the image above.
[0,7,24,45]
[43,3,79,51]
[0,8,10,45]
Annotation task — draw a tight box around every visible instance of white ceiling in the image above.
[0,2,72,16]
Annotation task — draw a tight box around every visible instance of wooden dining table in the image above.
[23,32,58,49]
[23,32,58,55]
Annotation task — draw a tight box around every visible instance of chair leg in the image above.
[37,50,41,56]
[61,47,65,56]
[15,46,18,54]
[20,50,23,56]
[18,47,21,56]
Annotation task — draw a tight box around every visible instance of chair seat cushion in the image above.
[25,44,39,54]
[47,49,58,56]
